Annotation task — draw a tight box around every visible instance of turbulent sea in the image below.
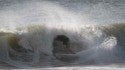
[0,0,125,70]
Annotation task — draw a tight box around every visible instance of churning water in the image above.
[0,0,125,69]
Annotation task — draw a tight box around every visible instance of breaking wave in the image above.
[1,23,125,68]
[0,0,125,69]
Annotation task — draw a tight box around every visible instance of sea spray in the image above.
[0,0,125,68]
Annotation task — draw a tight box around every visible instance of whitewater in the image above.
[0,0,125,70]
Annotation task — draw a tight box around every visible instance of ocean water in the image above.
[0,0,125,69]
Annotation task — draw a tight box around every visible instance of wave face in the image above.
[0,0,125,69]
[1,24,125,68]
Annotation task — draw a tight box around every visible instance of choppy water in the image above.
[0,0,125,69]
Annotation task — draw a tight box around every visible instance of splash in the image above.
[0,0,125,68]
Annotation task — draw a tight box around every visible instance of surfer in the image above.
[52,35,74,54]
[52,35,77,62]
